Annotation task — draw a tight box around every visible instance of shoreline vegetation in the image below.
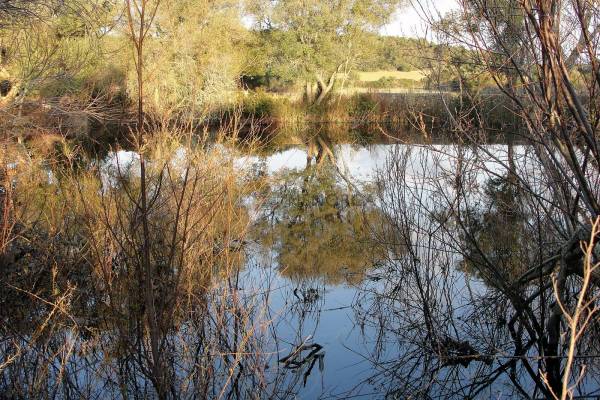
[3,86,522,159]
[2,0,600,398]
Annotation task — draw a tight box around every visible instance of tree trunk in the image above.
[306,64,344,106]
[314,72,336,106]
[304,81,318,104]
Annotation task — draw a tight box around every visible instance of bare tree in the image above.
[350,0,600,396]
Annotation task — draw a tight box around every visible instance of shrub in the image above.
[349,93,379,118]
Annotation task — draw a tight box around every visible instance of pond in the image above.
[237,142,525,398]
[2,130,599,399]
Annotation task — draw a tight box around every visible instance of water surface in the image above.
[3,136,599,399]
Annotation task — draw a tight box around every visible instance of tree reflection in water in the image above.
[2,140,599,399]
[253,153,385,286]
[351,145,600,399]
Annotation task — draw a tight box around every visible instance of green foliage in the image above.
[349,93,378,116]
[422,45,494,93]
[357,34,435,71]
[248,0,403,87]
[239,91,285,118]
[138,0,248,118]
[0,1,115,99]
[0,0,502,132]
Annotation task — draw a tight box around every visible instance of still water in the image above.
[2,137,600,399]
[236,142,526,398]
[243,144,392,398]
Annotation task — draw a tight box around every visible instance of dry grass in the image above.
[337,87,447,95]
[0,128,285,399]
[355,70,427,82]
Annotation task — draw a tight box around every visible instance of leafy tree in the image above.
[357,34,435,71]
[137,0,247,119]
[249,0,403,105]
[0,1,115,104]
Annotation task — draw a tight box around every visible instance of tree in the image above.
[249,0,403,105]
[0,0,114,110]
[141,0,247,120]
[0,1,58,23]
[412,0,600,396]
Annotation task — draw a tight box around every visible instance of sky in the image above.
[381,0,458,38]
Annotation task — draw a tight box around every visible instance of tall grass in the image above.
[0,125,299,398]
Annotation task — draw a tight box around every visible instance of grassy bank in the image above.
[3,88,521,160]
[217,90,521,145]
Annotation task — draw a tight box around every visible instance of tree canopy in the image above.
[248,0,403,104]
